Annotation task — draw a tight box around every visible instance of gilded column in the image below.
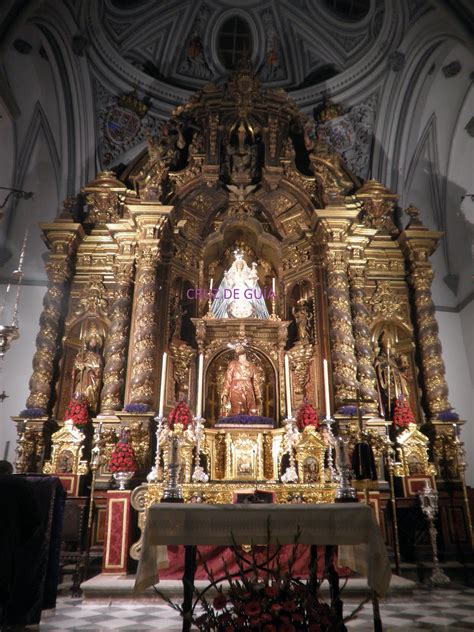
[128,245,160,407]
[348,265,378,413]
[126,205,172,408]
[325,250,358,406]
[410,266,450,416]
[99,261,134,413]
[399,205,451,418]
[26,222,83,412]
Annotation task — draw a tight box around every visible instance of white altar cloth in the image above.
[134,502,391,597]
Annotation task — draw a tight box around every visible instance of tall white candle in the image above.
[284,353,292,419]
[323,358,331,419]
[196,353,204,419]
[272,277,276,295]
[158,352,168,418]
[209,277,213,292]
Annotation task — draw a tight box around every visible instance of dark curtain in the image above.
[0,475,65,626]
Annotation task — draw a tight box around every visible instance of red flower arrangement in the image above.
[167,400,192,429]
[296,399,319,432]
[159,530,350,631]
[109,430,138,473]
[64,396,89,428]
[393,395,415,429]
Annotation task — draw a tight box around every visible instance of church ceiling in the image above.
[94,0,385,92]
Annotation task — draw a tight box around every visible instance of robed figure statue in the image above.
[72,326,104,413]
[220,346,263,417]
[374,332,409,418]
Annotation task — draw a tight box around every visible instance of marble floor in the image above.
[35,584,474,631]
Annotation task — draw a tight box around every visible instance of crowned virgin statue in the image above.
[211,251,270,319]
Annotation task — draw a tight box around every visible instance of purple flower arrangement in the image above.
[216,414,275,427]
[338,405,357,417]
[19,407,46,418]
[124,403,150,414]
[437,409,459,421]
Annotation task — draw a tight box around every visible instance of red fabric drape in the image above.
[159,545,351,580]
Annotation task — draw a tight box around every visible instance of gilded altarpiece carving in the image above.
[15,65,471,563]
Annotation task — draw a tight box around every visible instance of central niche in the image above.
[204,347,277,425]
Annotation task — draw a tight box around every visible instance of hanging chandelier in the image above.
[0,229,28,358]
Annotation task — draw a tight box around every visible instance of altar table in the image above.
[134,503,391,630]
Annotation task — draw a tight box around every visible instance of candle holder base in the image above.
[160,489,184,503]
[429,566,451,587]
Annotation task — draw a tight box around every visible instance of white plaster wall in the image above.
[0,283,45,467]
[436,307,474,485]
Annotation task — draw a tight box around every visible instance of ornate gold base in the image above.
[144,481,337,505]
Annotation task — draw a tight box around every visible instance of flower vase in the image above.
[113,471,134,490]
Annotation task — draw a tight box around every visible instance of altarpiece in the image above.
[12,64,472,571]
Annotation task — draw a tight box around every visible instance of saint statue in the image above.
[169,294,186,341]
[220,346,263,417]
[374,332,409,418]
[212,251,270,319]
[292,299,313,342]
[73,326,104,413]
[226,121,257,184]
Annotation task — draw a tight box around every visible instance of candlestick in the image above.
[284,353,292,419]
[196,353,204,419]
[269,277,279,320]
[206,277,215,318]
[323,359,331,419]
[158,352,168,418]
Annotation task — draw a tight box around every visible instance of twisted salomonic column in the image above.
[399,204,451,419]
[348,266,378,413]
[26,222,83,411]
[99,261,134,413]
[128,245,160,407]
[325,251,358,406]
[410,266,450,416]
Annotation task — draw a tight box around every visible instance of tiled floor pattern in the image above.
[37,586,474,631]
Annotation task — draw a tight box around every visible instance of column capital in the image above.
[127,204,173,239]
[398,206,443,263]
[40,221,85,256]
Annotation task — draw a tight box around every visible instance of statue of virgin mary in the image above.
[211,251,270,319]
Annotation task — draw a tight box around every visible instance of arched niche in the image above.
[55,316,109,422]
[201,216,282,318]
[204,346,278,426]
[286,279,314,347]
[168,276,197,346]
[370,317,420,420]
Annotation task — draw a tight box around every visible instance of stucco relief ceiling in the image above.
[92,0,389,94]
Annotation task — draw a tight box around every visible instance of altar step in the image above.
[81,572,416,604]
